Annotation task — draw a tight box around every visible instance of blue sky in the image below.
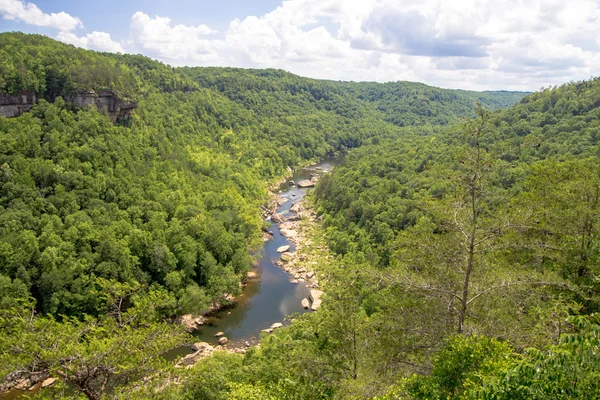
[0,0,284,37]
[1,0,599,91]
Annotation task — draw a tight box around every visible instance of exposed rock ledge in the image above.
[0,89,137,122]
[0,90,36,118]
[68,89,137,122]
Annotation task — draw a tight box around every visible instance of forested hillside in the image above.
[181,67,527,127]
[342,81,526,126]
[310,78,600,398]
[0,32,545,399]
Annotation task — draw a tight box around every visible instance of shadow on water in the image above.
[167,156,342,359]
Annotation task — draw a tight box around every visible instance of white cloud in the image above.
[0,0,124,54]
[0,0,82,30]
[130,12,218,62]
[3,0,600,90]
[57,30,124,53]
[122,0,600,90]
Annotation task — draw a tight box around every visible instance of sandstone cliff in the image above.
[0,91,36,117]
[0,89,136,122]
[68,90,137,122]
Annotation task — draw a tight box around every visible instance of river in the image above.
[167,157,341,358]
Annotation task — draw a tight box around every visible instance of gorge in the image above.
[1,31,599,400]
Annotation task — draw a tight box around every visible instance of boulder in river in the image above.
[311,299,322,311]
[301,298,310,309]
[218,337,228,345]
[297,180,315,188]
[277,245,290,253]
[271,213,284,223]
[280,229,297,239]
[310,289,324,302]
[262,328,273,334]
[271,322,283,329]
[290,202,302,213]
[247,271,258,279]
[191,342,214,352]
[215,331,225,337]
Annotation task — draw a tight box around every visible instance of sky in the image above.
[1,0,599,91]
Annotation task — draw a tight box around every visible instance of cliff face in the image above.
[0,91,36,117]
[0,90,136,122]
[69,90,137,122]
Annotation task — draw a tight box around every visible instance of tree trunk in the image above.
[457,111,484,334]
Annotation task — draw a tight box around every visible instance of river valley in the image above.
[168,157,340,359]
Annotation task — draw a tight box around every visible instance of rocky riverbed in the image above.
[166,158,340,367]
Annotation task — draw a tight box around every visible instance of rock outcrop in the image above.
[0,89,137,122]
[0,91,36,117]
[69,89,137,122]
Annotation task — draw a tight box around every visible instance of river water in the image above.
[166,157,340,359]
